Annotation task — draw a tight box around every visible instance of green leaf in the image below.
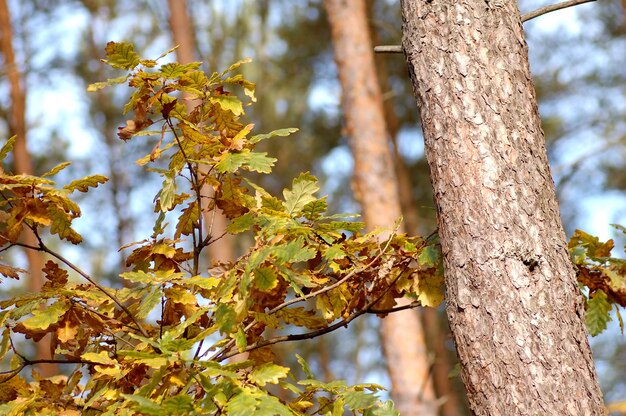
[121,394,162,416]
[0,135,16,162]
[160,62,202,78]
[42,162,71,177]
[249,127,298,144]
[159,174,176,212]
[215,150,276,174]
[87,75,130,92]
[296,354,314,379]
[246,152,276,173]
[211,95,244,116]
[367,400,400,416]
[63,174,108,193]
[301,198,328,221]
[227,212,255,234]
[586,290,612,336]
[248,363,289,386]
[221,58,252,75]
[235,327,247,352]
[227,390,258,416]
[162,394,195,415]
[215,303,237,333]
[417,245,439,269]
[21,301,70,330]
[103,41,140,70]
[254,267,278,292]
[136,286,162,319]
[343,390,379,411]
[275,238,316,263]
[323,244,347,261]
[283,173,320,217]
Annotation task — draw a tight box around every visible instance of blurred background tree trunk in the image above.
[167,0,236,265]
[0,0,55,377]
[323,0,437,414]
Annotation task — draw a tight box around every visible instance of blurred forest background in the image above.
[1,0,625,413]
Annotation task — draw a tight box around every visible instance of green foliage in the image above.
[568,227,626,335]
[0,42,445,414]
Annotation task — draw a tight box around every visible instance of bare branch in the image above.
[374,45,402,54]
[374,0,597,54]
[12,236,150,339]
[521,0,596,23]
[216,262,411,362]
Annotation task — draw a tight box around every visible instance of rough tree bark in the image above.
[400,1,605,414]
[167,0,236,264]
[324,1,437,414]
[0,0,55,377]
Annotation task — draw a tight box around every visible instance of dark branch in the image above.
[374,0,597,54]
[366,300,422,314]
[521,0,596,23]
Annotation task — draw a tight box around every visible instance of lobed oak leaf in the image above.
[248,363,289,387]
[56,319,79,343]
[63,174,108,194]
[42,261,69,289]
[102,41,140,70]
[21,301,70,331]
[0,135,16,162]
[0,263,25,280]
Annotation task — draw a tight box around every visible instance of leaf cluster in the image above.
[568,227,626,336]
[0,42,443,415]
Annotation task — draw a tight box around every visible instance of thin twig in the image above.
[366,300,421,314]
[521,0,596,23]
[216,262,411,362]
[374,0,597,54]
[374,45,403,54]
[14,237,149,339]
[209,234,398,361]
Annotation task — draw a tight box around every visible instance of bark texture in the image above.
[400,1,605,414]
[324,1,437,415]
[0,0,55,377]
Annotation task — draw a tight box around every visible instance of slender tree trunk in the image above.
[167,0,236,264]
[400,1,605,414]
[368,5,463,413]
[324,1,437,414]
[0,0,55,377]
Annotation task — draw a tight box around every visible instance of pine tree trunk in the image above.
[400,1,605,414]
[0,0,55,377]
[324,1,437,414]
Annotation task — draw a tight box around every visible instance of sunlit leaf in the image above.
[0,135,16,162]
[103,41,140,70]
[41,162,71,177]
[248,363,289,386]
[82,351,117,366]
[211,95,243,116]
[63,174,108,193]
[283,172,319,216]
[254,267,278,292]
[21,301,70,330]
[87,75,130,92]
[586,290,612,336]
[249,127,298,144]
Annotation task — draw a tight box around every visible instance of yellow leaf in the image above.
[81,351,117,366]
[57,320,78,343]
